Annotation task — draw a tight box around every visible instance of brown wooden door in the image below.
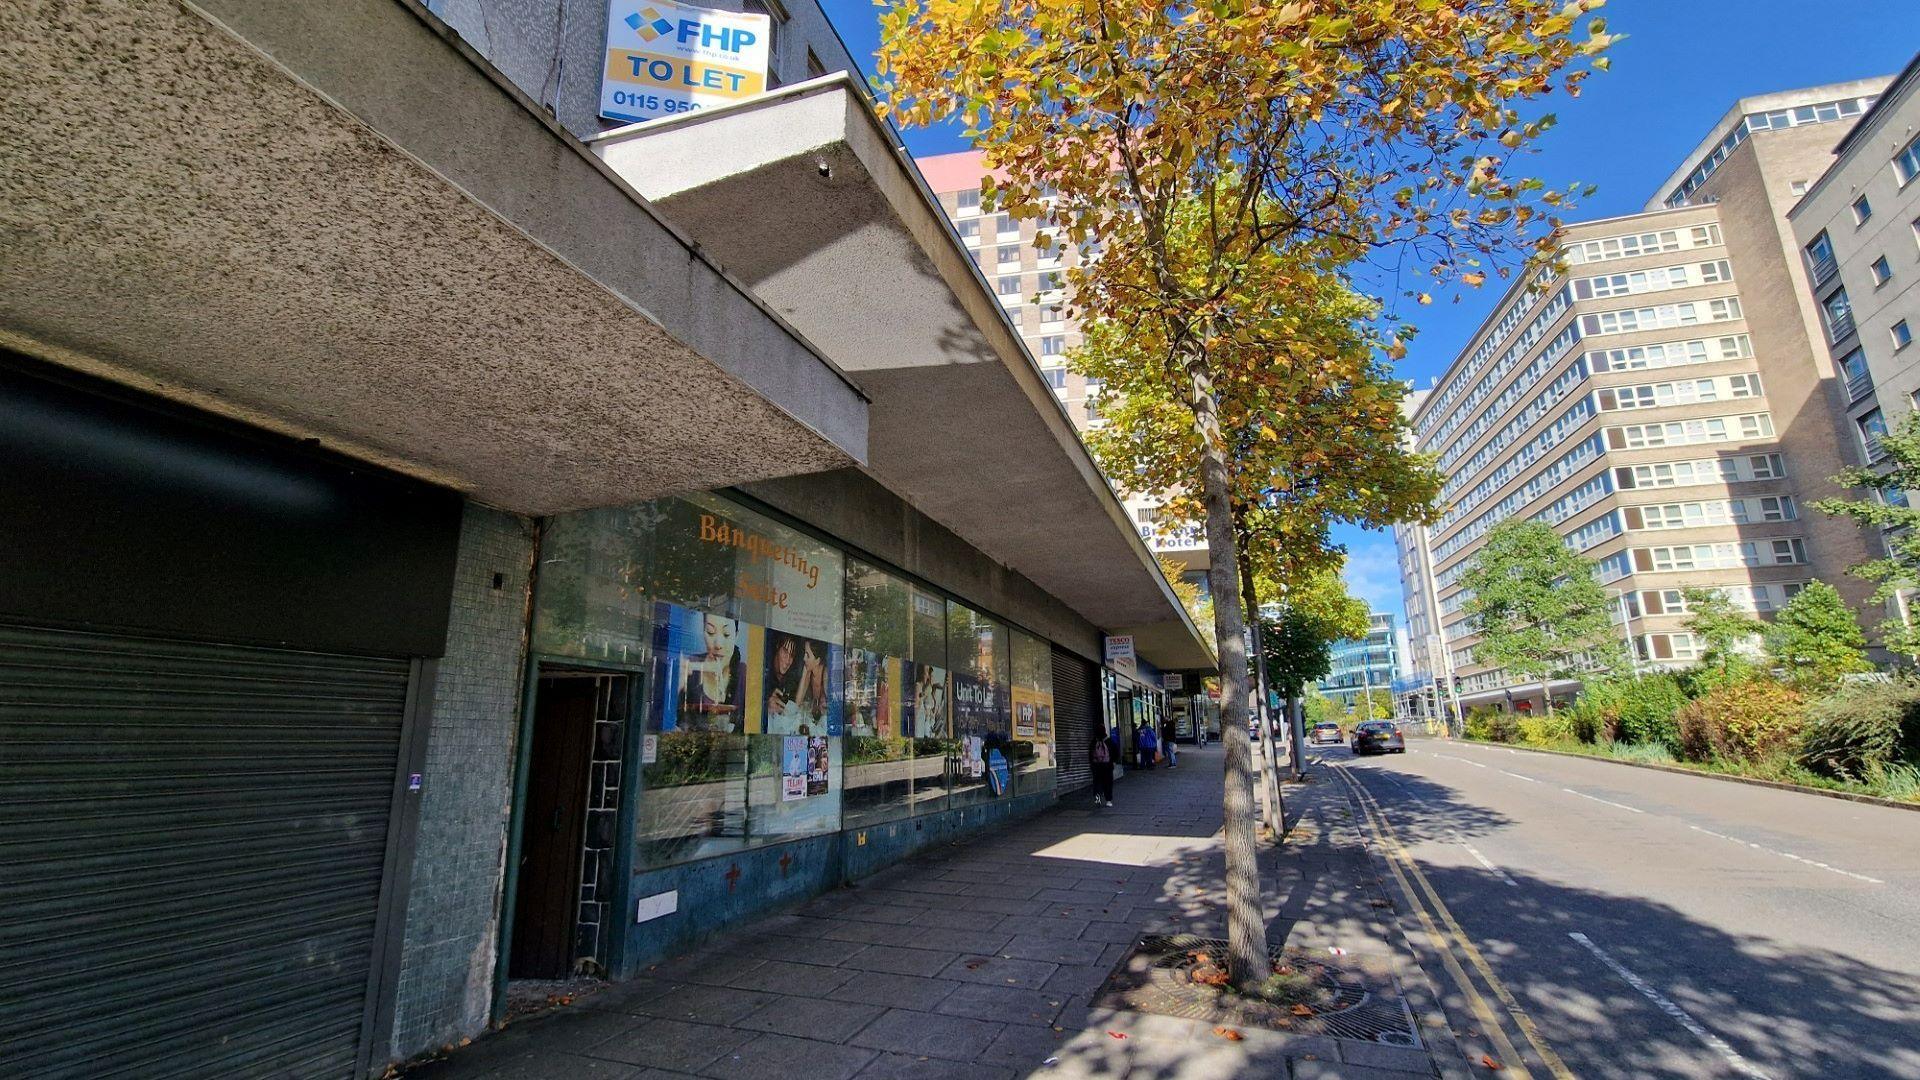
[510,676,598,980]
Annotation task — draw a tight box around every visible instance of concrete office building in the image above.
[0,3,1210,1077]
[1318,612,1401,713]
[1396,77,1892,712]
[1791,54,1920,510]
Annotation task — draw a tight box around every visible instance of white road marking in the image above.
[1687,825,1884,885]
[1458,836,1521,888]
[1568,932,1773,1080]
[1498,769,1542,784]
[1562,787,1645,814]
[1431,753,1488,768]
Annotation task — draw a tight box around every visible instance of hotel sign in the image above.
[601,1,771,124]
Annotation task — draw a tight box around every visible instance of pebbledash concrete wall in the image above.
[389,504,538,1061]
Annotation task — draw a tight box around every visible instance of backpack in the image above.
[1092,739,1111,764]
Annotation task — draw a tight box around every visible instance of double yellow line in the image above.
[1333,764,1575,1080]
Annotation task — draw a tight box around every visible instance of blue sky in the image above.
[818,0,1918,618]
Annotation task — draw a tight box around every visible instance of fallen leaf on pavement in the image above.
[1212,1027,1244,1041]
[1290,1004,1315,1016]
[1481,1055,1502,1070]
[1107,1031,1129,1039]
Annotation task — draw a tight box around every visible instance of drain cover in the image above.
[1094,934,1421,1047]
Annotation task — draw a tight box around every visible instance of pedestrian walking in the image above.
[1090,728,1115,806]
[1161,718,1177,768]
[1138,723,1159,769]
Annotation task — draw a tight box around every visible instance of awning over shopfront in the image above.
[589,77,1214,672]
[0,0,867,514]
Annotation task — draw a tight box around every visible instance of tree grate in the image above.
[1094,934,1422,1047]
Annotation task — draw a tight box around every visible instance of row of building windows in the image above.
[1587,334,1753,373]
[1437,447,1790,567]
[1438,354,1589,473]
[1424,218,1734,436]
[1429,291,1744,473]
[1579,296,1743,337]
[1571,260,1733,301]
[1633,536,1808,573]
[1605,411,1774,450]
[1662,95,1873,208]
[1622,581,1806,618]
[1435,432,1607,549]
[1622,494,1796,530]
[1614,452,1787,490]
[1442,394,1597,502]
[1420,285,1572,443]
[1565,223,1722,265]
[1597,373,1763,412]
[1430,326,1584,470]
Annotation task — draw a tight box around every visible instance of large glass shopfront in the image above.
[529,492,1057,873]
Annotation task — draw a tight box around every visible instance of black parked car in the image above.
[1351,720,1405,755]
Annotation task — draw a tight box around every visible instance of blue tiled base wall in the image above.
[613,790,1055,976]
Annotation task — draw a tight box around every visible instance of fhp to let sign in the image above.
[601,1,770,124]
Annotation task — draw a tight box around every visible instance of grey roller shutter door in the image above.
[1051,647,1097,794]
[0,623,412,1079]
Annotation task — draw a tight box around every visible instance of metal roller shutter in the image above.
[1051,647,1098,794]
[0,623,412,1080]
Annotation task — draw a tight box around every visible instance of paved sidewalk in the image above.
[405,746,1455,1080]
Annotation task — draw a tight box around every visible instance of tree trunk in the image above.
[1238,547,1283,837]
[1188,350,1268,991]
[1541,677,1554,719]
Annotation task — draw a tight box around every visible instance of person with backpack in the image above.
[1090,728,1115,806]
[1138,723,1159,769]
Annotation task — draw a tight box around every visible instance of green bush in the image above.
[1674,680,1803,763]
[1464,706,1517,743]
[1797,677,1920,782]
[1517,713,1573,747]
[1569,675,1688,752]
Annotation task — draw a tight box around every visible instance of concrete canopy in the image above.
[0,0,866,514]
[590,78,1215,672]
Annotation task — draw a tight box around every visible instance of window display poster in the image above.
[761,627,843,735]
[781,734,830,801]
[846,650,901,739]
[951,672,1006,737]
[652,600,745,732]
[808,735,830,796]
[903,662,948,738]
[959,735,985,778]
[1011,687,1054,740]
[781,736,808,801]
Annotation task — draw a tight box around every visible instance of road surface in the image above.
[1330,736,1920,1080]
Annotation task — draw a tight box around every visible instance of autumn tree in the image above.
[1813,411,1920,657]
[1766,581,1872,692]
[1460,521,1621,716]
[878,0,1610,988]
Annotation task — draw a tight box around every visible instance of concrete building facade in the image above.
[1396,78,1891,712]
[1791,54,1920,499]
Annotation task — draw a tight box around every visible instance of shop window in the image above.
[947,601,1012,808]
[843,560,951,827]
[1011,629,1056,794]
[533,494,847,870]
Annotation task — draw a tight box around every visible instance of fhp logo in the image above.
[623,6,760,52]
[625,7,676,41]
